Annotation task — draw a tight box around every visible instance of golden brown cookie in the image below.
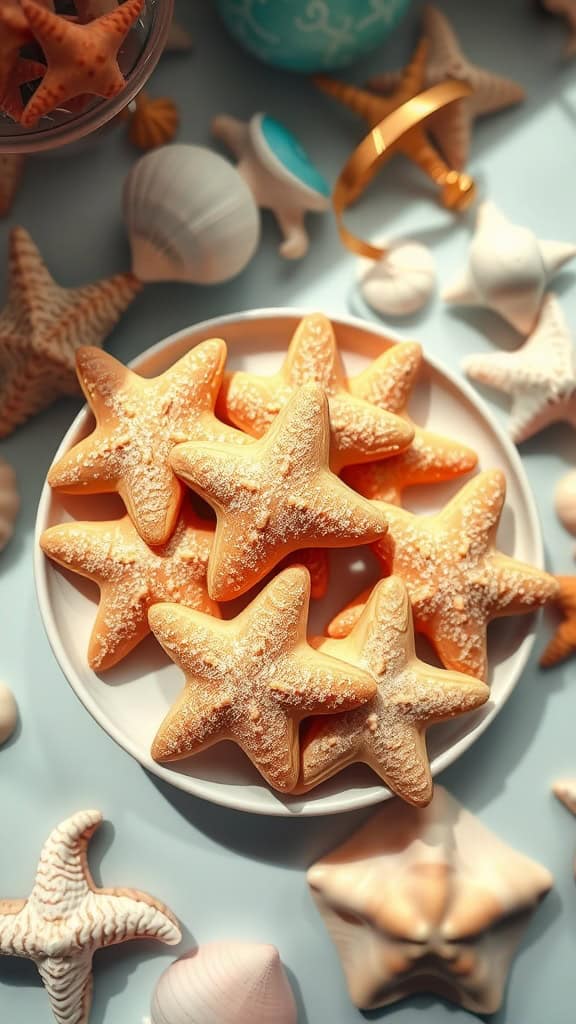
[149,566,377,792]
[298,576,488,805]
[327,470,558,681]
[170,383,389,602]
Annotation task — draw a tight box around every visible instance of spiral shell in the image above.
[555,469,576,536]
[0,683,17,746]
[0,460,19,552]
[150,942,297,1024]
[123,145,260,285]
[357,238,436,317]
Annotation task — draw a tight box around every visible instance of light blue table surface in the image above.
[1,1,576,1021]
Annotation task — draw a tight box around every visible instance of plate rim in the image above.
[34,307,544,817]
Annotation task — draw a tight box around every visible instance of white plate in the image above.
[35,309,543,817]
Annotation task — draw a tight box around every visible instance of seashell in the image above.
[0,459,19,552]
[150,942,297,1024]
[308,785,553,1015]
[128,93,180,151]
[213,112,330,259]
[0,683,17,746]
[356,237,436,317]
[555,469,576,536]
[443,200,576,336]
[123,145,261,284]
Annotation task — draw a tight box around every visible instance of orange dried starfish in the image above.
[19,0,144,127]
[540,576,576,667]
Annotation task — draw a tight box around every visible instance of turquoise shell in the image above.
[216,0,412,73]
[258,115,330,196]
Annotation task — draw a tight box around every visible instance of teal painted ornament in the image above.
[215,0,412,73]
[213,112,331,259]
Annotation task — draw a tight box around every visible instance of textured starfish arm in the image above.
[244,567,310,651]
[170,442,249,507]
[327,587,373,638]
[350,342,422,414]
[429,619,489,681]
[305,476,388,546]
[327,394,414,471]
[88,890,181,946]
[439,469,506,548]
[47,431,122,492]
[463,352,519,394]
[121,459,184,547]
[284,314,343,390]
[297,713,365,791]
[75,347,137,414]
[40,522,127,582]
[150,684,237,763]
[218,370,285,437]
[161,337,227,410]
[148,603,230,679]
[233,712,302,792]
[87,586,150,671]
[411,666,489,721]
[490,555,559,616]
[271,651,376,714]
[540,618,576,667]
[37,953,94,1024]
[0,901,27,956]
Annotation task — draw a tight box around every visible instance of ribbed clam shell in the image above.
[0,683,17,746]
[357,239,436,317]
[150,942,297,1024]
[0,459,19,552]
[555,469,576,536]
[123,145,260,285]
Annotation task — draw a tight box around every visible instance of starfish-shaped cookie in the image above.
[40,503,219,671]
[19,0,144,126]
[463,294,576,443]
[171,383,389,602]
[149,566,376,792]
[543,0,576,57]
[308,786,553,1013]
[343,340,478,504]
[328,470,558,680]
[47,342,249,548]
[540,576,576,667]
[298,576,488,806]
[444,202,576,336]
[0,809,181,1024]
[0,227,141,440]
[219,314,413,473]
[368,5,525,169]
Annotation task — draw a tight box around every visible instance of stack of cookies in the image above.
[40,314,558,805]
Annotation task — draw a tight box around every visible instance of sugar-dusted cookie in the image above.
[0,809,180,1024]
[171,383,389,602]
[47,342,249,547]
[149,566,376,792]
[298,577,488,805]
[308,786,552,1014]
[343,339,478,505]
[40,503,219,671]
[328,470,558,680]
[218,313,414,472]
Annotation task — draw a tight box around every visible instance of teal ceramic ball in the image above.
[215,0,412,73]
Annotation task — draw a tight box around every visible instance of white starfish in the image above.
[0,810,181,1024]
[462,293,576,442]
[554,777,576,816]
[444,201,576,335]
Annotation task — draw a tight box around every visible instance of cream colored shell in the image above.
[555,469,576,536]
[150,943,297,1024]
[0,459,19,552]
[357,238,436,317]
[0,683,17,746]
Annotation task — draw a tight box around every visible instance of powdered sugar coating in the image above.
[171,383,389,602]
[299,576,488,805]
[328,470,558,680]
[40,503,219,671]
[47,340,251,547]
[149,567,376,792]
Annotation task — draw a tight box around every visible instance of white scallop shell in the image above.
[357,238,436,317]
[150,942,297,1024]
[123,145,261,285]
[0,459,19,552]
[0,683,17,746]
[555,469,576,536]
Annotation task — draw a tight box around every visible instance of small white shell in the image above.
[123,145,260,285]
[150,942,297,1024]
[0,683,17,746]
[0,459,19,552]
[357,238,436,317]
[555,469,576,536]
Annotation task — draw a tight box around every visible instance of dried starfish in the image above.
[343,340,478,505]
[298,576,488,806]
[0,810,181,1024]
[171,383,389,602]
[463,294,576,443]
[327,470,558,681]
[0,227,141,439]
[0,0,33,100]
[368,5,525,169]
[149,566,376,792]
[1,58,46,122]
[40,503,219,671]
[19,0,144,126]
[540,576,576,667]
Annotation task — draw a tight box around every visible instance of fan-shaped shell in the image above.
[555,469,576,536]
[249,113,330,208]
[0,459,19,552]
[357,238,436,317]
[0,683,17,746]
[128,94,180,151]
[150,942,297,1024]
[123,145,261,285]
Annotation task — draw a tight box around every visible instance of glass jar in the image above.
[0,0,174,155]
